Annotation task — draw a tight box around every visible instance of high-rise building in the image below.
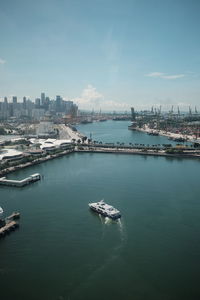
[23,97,27,109]
[56,95,62,112]
[41,93,45,106]
[12,96,17,104]
[35,98,41,108]
[12,96,18,115]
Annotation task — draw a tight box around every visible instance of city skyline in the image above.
[0,0,200,110]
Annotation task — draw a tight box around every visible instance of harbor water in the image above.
[76,120,187,145]
[0,121,200,300]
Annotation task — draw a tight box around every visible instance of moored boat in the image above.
[147,131,159,136]
[89,199,121,220]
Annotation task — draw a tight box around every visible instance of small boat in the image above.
[147,131,159,136]
[0,207,3,214]
[89,199,121,220]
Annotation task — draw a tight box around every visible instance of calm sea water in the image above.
[0,121,200,300]
[76,120,186,145]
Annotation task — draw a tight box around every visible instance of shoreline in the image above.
[0,149,74,177]
[1,123,200,178]
[75,147,200,159]
[1,146,200,177]
[134,125,199,142]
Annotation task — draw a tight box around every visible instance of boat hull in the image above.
[89,206,121,220]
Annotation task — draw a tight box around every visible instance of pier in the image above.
[0,212,20,238]
[6,212,20,221]
[75,144,200,159]
[0,221,19,238]
[0,173,41,187]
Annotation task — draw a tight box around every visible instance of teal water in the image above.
[0,123,200,300]
[76,120,186,145]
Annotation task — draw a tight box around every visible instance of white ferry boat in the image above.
[89,199,121,220]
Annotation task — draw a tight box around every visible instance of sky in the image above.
[0,0,200,111]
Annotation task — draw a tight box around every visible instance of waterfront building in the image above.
[0,149,23,161]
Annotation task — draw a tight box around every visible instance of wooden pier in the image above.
[6,212,20,221]
[0,221,19,237]
[0,212,20,238]
[0,173,41,187]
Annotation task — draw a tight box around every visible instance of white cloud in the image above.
[146,72,185,80]
[72,84,129,111]
[162,74,185,79]
[146,72,165,78]
[0,58,6,64]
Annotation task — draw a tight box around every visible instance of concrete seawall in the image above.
[0,149,74,177]
[1,146,200,178]
[0,173,41,187]
[75,147,200,159]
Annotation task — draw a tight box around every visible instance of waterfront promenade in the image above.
[0,149,74,177]
[1,122,200,177]
[75,145,200,158]
[1,144,200,177]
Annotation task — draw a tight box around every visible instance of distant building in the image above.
[32,108,45,120]
[12,96,17,104]
[35,98,41,108]
[23,97,27,109]
[41,92,45,106]
[0,92,79,121]
[56,95,62,112]
[36,112,56,137]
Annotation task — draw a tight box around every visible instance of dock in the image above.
[0,173,41,187]
[0,212,20,238]
[0,221,19,237]
[6,212,20,221]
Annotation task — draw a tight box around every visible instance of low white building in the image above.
[0,149,23,161]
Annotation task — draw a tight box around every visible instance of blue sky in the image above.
[0,0,200,111]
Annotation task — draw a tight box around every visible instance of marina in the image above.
[1,120,200,300]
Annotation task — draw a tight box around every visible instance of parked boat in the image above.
[0,207,3,214]
[89,199,121,220]
[147,131,159,136]
[128,122,137,130]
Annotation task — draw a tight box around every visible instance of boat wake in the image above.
[68,217,127,299]
[104,216,112,225]
[117,218,127,243]
[99,214,118,225]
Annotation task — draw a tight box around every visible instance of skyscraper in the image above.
[23,97,27,109]
[41,93,45,106]
[35,98,41,108]
[12,96,17,104]
[56,95,62,112]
